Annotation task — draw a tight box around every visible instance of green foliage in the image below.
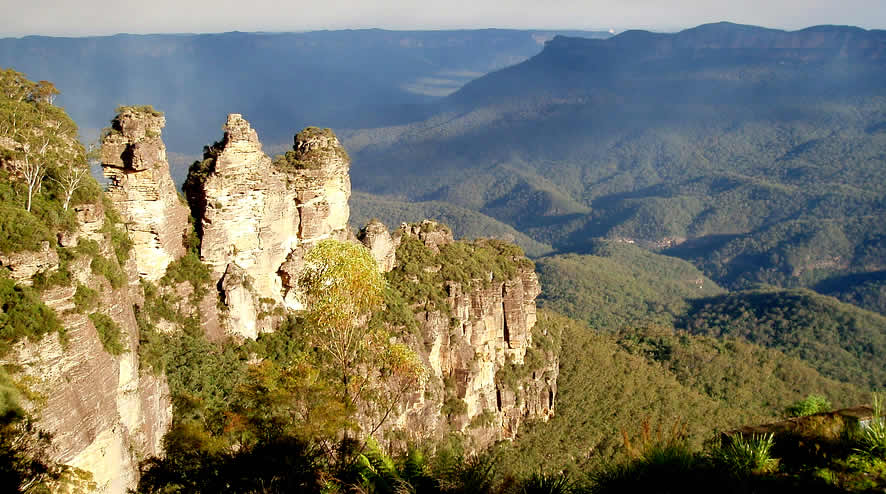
[115,104,163,117]
[90,255,125,289]
[88,312,126,355]
[815,272,886,317]
[0,69,93,225]
[537,242,723,330]
[0,277,65,358]
[72,284,99,313]
[441,397,468,417]
[615,325,865,421]
[161,252,211,295]
[786,395,833,417]
[679,288,886,390]
[0,204,53,254]
[588,422,701,494]
[103,221,132,266]
[516,471,575,494]
[386,231,530,319]
[158,327,247,434]
[273,150,319,172]
[709,433,779,476]
[854,394,886,461]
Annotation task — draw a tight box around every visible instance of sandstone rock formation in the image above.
[2,201,171,493]
[358,219,396,272]
[101,107,190,281]
[379,221,557,448]
[185,115,351,337]
[0,241,59,284]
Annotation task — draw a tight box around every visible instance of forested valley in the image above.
[1,21,885,493]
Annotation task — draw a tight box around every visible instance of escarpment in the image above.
[1,171,171,491]
[2,97,558,492]
[100,107,190,281]
[183,115,352,338]
[373,220,558,447]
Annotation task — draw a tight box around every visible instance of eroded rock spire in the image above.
[101,106,190,281]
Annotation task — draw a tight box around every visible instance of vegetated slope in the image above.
[0,29,609,153]
[348,22,886,299]
[507,243,869,477]
[678,288,886,390]
[536,240,724,329]
[349,191,553,257]
[536,239,882,393]
[814,270,886,315]
[496,311,866,478]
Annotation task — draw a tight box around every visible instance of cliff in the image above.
[1,96,558,491]
[183,115,351,338]
[100,106,190,281]
[1,179,171,492]
[178,115,557,448]
[373,220,558,448]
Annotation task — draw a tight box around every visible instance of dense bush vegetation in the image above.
[0,276,65,358]
[679,288,886,390]
[88,312,126,355]
[385,229,530,318]
[537,241,723,329]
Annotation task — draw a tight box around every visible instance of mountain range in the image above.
[346,22,886,312]
[0,28,609,151]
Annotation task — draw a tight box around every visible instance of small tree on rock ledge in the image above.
[298,239,426,438]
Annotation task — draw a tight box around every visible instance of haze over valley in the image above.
[2,4,886,491]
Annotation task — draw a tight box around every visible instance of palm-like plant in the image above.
[854,393,886,460]
[708,433,778,476]
[518,471,575,494]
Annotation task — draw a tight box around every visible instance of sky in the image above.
[2,0,885,37]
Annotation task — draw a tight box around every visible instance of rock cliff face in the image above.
[358,219,396,272]
[184,115,351,338]
[2,101,557,492]
[181,116,558,446]
[379,221,558,448]
[101,108,190,281]
[2,199,171,493]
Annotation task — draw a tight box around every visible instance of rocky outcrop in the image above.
[185,115,351,337]
[376,221,558,449]
[101,108,189,281]
[3,202,171,494]
[0,241,59,284]
[358,219,396,272]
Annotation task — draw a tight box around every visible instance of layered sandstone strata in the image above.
[101,108,189,281]
[184,115,351,337]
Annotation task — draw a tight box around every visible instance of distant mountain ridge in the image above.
[347,22,886,308]
[0,28,609,151]
[449,22,886,108]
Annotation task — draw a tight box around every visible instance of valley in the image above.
[1,19,885,493]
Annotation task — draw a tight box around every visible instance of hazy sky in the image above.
[3,0,885,37]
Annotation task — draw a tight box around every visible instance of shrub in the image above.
[0,277,65,358]
[99,204,133,265]
[90,256,125,289]
[518,471,576,494]
[0,205,53,254]
[855,394,886,460]
[161,252,210,294]
[786,394,832,417]
[709,433,779,476]
[73,284,99,313]
[115,104,163,117]
[441,397,468,417]
[88,313,126,355]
